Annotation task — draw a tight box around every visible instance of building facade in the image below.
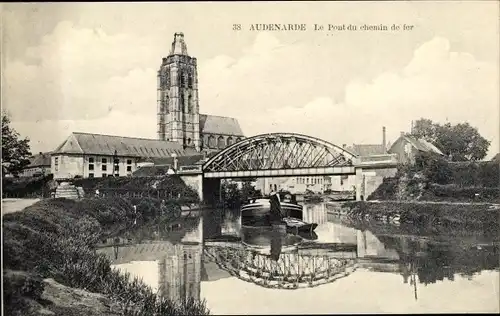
[20,152,52,177]
[257,176,332,195]
[157,32,244,151]
[50,132,198,179]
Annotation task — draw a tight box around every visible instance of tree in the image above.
[411,118,490,161]
[2,112,32,176]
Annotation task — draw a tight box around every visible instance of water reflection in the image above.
[98,203,499,313]
[97,213,203,303]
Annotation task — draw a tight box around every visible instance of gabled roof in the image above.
[26,152,51,168]
[403,135,444,155]
[491,153,500,162]
[389,134,444,155]
[346,144,386,156]
[52,132,198,157]
[200,114,244,136]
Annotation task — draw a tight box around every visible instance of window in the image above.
[89,164,94,171]
[102,165,107,171]
[89,173,94,178]
[113,158,119,164]
[102,174,107,178]
[187,95,193,113]
[208,135,216,148]
[114,165,119,172]
[217,136,225,149]
[127,159,132,165]
[180,93,185,113]
[127,166,132,172]
[54,157,59,172]
[89,157,94,163]
[102,158,107,164]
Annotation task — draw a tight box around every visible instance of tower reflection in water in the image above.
[157,242,202,302]
[104,215,204,304]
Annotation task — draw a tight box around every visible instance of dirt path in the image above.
[2,198,40,216]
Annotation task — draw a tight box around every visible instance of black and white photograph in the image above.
[2,1,499,315]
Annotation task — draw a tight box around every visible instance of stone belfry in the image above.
[157,32,200,151]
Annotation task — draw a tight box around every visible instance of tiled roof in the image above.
[150,154,206,166]
[26,152,51,167]
[402,135,444,155]
[52,132,198,157]
[200,114,244,136]
[132,165,172,177]
[346,144,386,156]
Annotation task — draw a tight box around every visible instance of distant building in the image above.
[328,127,389,192]
[20,152,52,177]
[388,132,444,165]
[156,32,244,151]
[50,132,198,179]
[257,176,331,195]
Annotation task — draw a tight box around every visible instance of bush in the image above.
[2,174,55,198]
[450,161,499,188]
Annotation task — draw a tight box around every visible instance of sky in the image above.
[2,2,499,158]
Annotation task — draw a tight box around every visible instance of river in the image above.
[98,202,499,314]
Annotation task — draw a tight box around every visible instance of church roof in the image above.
[52,132,198,157]
[200,114,244,136]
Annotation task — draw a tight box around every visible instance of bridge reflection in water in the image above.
[98,202,499,308]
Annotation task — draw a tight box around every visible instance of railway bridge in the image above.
[177,133,398,204]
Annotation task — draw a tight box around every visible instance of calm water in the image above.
[99,203,500,314]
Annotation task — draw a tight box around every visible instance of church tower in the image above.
[157,33,200,151]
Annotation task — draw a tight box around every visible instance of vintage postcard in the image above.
[2,1,499,315]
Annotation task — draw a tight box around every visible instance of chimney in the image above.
[400,131,405,137]
[382,127,386,152]
[342,144,346,149]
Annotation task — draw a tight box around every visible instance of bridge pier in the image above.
[202,177,222,207]
[355,167,365,201]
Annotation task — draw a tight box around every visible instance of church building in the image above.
[50,33,244,179]
[156,32,244,151]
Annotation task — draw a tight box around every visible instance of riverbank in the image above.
[340,200,499,230]
[3,198,210,316]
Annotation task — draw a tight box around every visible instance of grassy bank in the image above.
[342,200,499,232]
[3,195,210,315]
[367,156,499,203]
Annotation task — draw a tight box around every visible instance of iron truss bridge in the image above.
[204,245,357,289]
[203,133,359,178]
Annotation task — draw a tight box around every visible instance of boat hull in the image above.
[241,199,303,226]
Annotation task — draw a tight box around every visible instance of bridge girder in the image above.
[203,133,358,174]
